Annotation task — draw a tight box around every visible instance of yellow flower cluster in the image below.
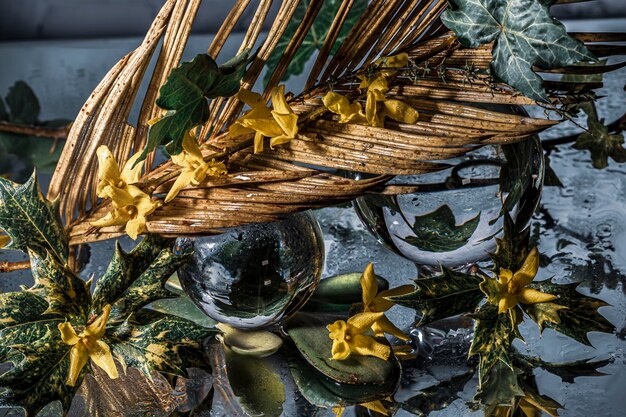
[323,53,419,128]
[58,305,118,386]
[229,85,298,153]
[327,263,414,361]
[90,146,161,240]
[333,399,389,416]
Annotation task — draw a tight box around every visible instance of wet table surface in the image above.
[0,19,625,417]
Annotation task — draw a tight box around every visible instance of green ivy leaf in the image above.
[389,267,483,326]
[490,210,530,272]
[522,280,614,345]
[572,101,626,169]
[0,172,68,263]
[263,0,368,86]
[5,81,40,125]
[442,0,595,101]
[398,205,480,253]
[138,50,251,163]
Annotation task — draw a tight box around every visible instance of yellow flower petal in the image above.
[371,315,409,341]
[66,342,89,387]
[254,131,265,154]
[95,146,122,196]
[58,322,81,346]
[498,268,513,285]
[85,304,112,340]
[332,406,346,417]
[517,288,557,306]
[382,99,419,124]
[165,169,196,203]
[513,248,540,288]
[361,263,378,309]
[349,334,390,361]
[331,339,351,360]
[181,129,204,162]
[498,293,518,314]
[0,234,11,249]
[120,152,144,185]
[125,215,146,240]
[327,320,347,341]
[322,92,365,124]
[101,185,134,209]
[90,211,129,228]
[361,400,388,416]
[236,88,265,108]
[373,284,415,312]
[347,312,385,334]
[89,340,119,380]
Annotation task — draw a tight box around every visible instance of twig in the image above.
[0,121,68,140]
[0,260,30,273]
[542,110,626,147]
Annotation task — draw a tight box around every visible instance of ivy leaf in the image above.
[5,81,40,125]
[107,311,216,379]
[263,0,368,85]
[138,50,251,163]
[522,280,614,345]
[389,267,483,326]
[0,172,68,263]
[398,205,480,253]
[491,210,530,272]
[442,0,595,101]
[573,101,626,169]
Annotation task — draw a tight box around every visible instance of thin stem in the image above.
[0,260,30,273]
[0,121,68,140]
[542,110,626,147]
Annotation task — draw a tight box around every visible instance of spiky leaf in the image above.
[400,371,474,416]
[138,50,250,163]
[389,267,483,326]
[442,0,595,101]
[0,173,67,262]
[523,280,614,345]
[475,360,523,407]
[398,205,480,253]
[491,211,530,272]
[514,354,610,383]
[573,101,626,169]
[523,301,567,332]
[263,0,368,85]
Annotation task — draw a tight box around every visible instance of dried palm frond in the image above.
[48,0,626,244]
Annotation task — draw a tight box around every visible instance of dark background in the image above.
[0,0,624,41]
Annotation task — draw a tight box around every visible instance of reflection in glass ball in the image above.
[176,211,325,329]
[353,137,544,267]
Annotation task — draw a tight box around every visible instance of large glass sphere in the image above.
[353,137,544,267]
[176,211,325,329]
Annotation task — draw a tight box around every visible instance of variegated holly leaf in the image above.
[138,50,251,163]
[573,101,626,169]
[106,310,216,379]
[513,354,610,384]
[0,320,81,417]
[263,0,368,85]
[442,0,595,102]
[29,249,90,323]
[476,360,524,409]
[491,210,530,272]
[389,266,483,326]
[523,280,614,345]
[399,205,480,253]
[91,235,175,316]
[0,173,68,262]
[523,301,567,333]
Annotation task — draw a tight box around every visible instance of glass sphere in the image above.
[353,137,544,267]
[176,211,325,329]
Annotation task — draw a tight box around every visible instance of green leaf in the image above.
[5,81,40,125]
[0,323,80,417]
[0,96,8,120]
[572,101,626,169]
[308,272,389,305]
[523,280,614,345]
[442,0,595,101]
[0,172,68,262]
[389,267,483,326]
[398,205,480,253]
[513,354,610,383]
[219,324,283,357]
[475,360,523,408]
[285,312,400,385]
[107,310,216,379]
[138,50,251,163]
[400,371,474,417]
[149,294,216,328]
[224,347,286,417]
[285,343,399,408]
[522,301,567,333]
[263,0,368,86]
[490,210,530,272]
[29,250,90,323]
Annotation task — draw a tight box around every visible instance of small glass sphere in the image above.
[353,137,544,267]
[176,211,325,329]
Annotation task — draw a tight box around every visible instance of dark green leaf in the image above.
[5,81,40,125]
[442,0,595,101]
[285,312,400,385]
[0,133,65,181]
[224,348,285,417]
[490,210,530,272]
[389,267,483,326]
[523,280,614,345]
[475,360,523,407]
[263,0,368,86]
[0,172,68,262]
[149,294,216,328]
[513,354,610,383]
[398,205,480,253]
[543,153,564,188]
[308,272,389,305]
[573,101,626,169]
[0,97,8,120]
[400,371,474,417]
[138,50,250,163]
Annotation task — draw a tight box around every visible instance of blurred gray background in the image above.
[0,0,624,41]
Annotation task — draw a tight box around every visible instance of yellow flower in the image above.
[495,248,557,314]
[229,85,298,153]
[322,92,366,124]
[360,263,413,340]
[333,400,389,416]
[0,234,10,248]
[165,129,227,202]
[58,305,118,387]
[327,312,391,361]
[90,146,161,240]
